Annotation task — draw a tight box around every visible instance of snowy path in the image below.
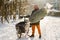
[0,16,60,40]
[40,16,60,40]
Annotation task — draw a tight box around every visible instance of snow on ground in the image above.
[0,16,60,40]
[40,16,60,40]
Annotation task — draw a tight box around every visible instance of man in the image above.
[30,5,41,38]
[29,3,53,38]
